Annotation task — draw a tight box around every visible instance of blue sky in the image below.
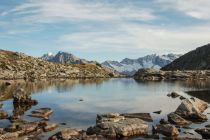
[0,0,210,62]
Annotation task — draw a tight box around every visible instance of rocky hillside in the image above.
[162,43,210,70]
[41,51,97,64]
[0,50,120,80]
[102,54,181,76]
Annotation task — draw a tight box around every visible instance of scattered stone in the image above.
[49,128,83,140]
[0,103,3,108]
[79,98,84,101]
[195,128,210,139]
[153,110,162,114]
[167,112,191,125]
[175,98,208,122]
[43,123,57,132]
[29,108,53,119]
[171,92,180,98]
[121,113,153,122]
[153,124,179,137]
[0,111,8,119]
[205,124,210,128]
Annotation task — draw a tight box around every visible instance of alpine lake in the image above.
[1,78,210,139]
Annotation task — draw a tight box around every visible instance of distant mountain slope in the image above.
[161,44,210,71]
[102,54,181,76]
[41,51,97,64]
[0,50,120,80]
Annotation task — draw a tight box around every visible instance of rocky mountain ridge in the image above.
[0,50,120,80]
[41,51,97,65]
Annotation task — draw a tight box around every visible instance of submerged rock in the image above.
[121,113,153,122]
[87,113,148,138]
[153,124,179,137]
[167,112,191,126]
[29,108,53,119]
[175,98,208,122]
[0,111,8,119]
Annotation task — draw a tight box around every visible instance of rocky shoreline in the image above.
[134,68,210,81]
[1,87,210,139]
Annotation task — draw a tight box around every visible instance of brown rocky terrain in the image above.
[0,50,120,80]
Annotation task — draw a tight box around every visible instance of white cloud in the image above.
[4,0,156,23]
[157,0,210,20]
[58,23,210,54]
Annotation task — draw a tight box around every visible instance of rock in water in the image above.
[170,92,180,98]
[195,128,210,139]
[87,113,148,138]
[43,123,57,132]
[13,88,38,105]
[175,98,208,122]
[167,112,191,125]
[153,124,179,137]
[29,108,53,119]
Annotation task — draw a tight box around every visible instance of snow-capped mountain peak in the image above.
[102,54,181,76]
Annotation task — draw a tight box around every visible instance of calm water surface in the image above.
[1,78,210,139]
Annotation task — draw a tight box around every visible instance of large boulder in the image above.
[167,112,191,126]
[153,124,179,137]
[87,113,148,138]
[175,97,208,122]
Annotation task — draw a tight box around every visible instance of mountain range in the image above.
[41,52,181,76]
[102,54,181,75]
[162,43,210,70]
